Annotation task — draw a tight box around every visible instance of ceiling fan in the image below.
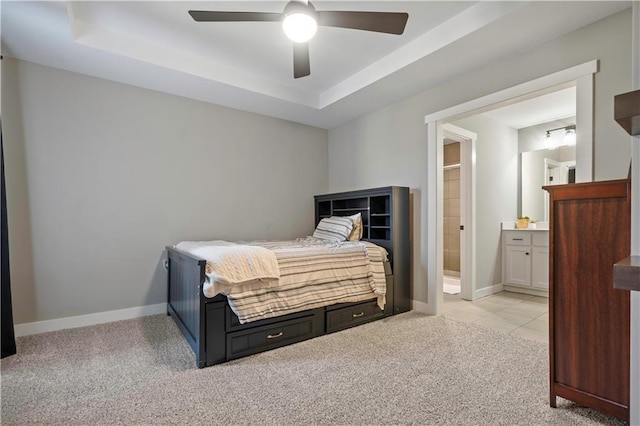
[188,1,409,79]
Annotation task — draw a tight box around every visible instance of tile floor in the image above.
[443,291,549,343]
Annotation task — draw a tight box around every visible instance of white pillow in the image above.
[313,216,354,241]
[347,212,363,241]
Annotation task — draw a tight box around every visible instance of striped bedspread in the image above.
[178,237,388,324]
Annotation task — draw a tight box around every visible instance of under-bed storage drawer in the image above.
[325,300,384,333]
[226,310,323,360]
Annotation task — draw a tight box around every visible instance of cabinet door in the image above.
[531,246,549,290]
[505,245,531,287]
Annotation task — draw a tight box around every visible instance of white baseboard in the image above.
[473,283,504,300]
[14,303,167,337]
[503,284,549,298]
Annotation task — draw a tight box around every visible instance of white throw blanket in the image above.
[175,241,280,292]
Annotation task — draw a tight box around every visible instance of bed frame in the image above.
[167,186,410,368]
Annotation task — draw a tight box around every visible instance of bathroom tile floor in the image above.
[443,291,549,343]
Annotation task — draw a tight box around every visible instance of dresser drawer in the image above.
[326,300,384,333]
[226,313,322,360]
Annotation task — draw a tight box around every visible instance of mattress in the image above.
[177,237,388,323]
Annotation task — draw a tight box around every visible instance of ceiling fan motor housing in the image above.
[283,1,318,21]
[282,1,318,43]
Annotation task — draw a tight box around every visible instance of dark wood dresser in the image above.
[545,179,631,421]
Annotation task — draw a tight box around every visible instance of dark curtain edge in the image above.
[1,117,17,358]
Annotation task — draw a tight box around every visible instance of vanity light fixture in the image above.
[564,127,576,146]
[544,125,576,149]
[544,131,553,149]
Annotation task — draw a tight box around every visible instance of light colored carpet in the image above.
[0,312,626,425]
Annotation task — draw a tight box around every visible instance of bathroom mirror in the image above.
[521,145,575,222]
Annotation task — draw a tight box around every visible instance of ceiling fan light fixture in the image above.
[188,0,409,78]
[282,12,317,42]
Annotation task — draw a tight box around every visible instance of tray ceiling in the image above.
[1,1,631,128]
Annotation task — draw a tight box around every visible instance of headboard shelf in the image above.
[332,208,370,212]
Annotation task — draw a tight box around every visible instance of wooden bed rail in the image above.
[166,246,208,367]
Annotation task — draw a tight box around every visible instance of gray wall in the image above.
[3,59,328,324]
[328,9,632,305]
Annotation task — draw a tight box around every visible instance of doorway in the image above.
[442,124,475,301]
[443,141,462,295]
[424,60,597,316]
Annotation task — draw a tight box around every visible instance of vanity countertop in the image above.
[501,222,549,231]
[502,228,549,232]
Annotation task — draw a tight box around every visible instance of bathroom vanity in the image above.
[502,228,549,296]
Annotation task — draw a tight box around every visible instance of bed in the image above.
[166,186,410,368]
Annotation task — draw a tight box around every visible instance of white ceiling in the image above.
[1,1,630,129]
[482,86,576,130]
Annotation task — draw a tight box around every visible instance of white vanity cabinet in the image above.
[502,230,549,295]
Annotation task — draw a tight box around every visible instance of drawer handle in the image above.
[267,332,283,339]
[512,238,524,241]
[352,312,365,318]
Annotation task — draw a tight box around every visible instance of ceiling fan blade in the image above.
[293,42,310,79]
[317,11,408,35]
[188,11,281,22]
